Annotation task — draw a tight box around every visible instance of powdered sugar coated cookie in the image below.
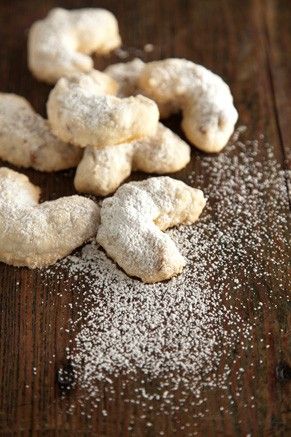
[28,8,121,83]
[97,177,206,283]
[0,167,100,268]
[74,123,191,196]
[0,93,82,172]
[138,58,238,152]
[47,73,159,148]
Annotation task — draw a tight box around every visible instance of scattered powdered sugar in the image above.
[114,43,155,60]
[42,128,289,424]
[144,43,154,53]
[114,47,130,59]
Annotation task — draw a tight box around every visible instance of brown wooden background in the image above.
[0,0,290,435]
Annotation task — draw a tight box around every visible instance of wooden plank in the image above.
[264,0,291,168]
[0,0,290,435]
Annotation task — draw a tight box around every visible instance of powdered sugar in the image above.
[42,128,289,426]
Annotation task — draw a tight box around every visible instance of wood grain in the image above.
[0,0,290,435]
[265,0,291,170]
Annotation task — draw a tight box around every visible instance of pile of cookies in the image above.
[0,8,238,283]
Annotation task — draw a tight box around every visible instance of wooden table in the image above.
[0,0,290,435]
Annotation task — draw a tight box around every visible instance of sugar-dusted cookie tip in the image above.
[104,58,145,97]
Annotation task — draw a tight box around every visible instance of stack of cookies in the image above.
[0,8,238,283]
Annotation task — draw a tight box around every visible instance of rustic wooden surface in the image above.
[0,0,290,435]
